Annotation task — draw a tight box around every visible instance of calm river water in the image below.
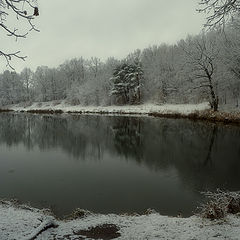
[0,113,240,217]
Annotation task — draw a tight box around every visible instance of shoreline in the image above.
[1,200,240,239]
[1,101,240,125]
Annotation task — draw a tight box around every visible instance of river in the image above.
[0,113,240,217]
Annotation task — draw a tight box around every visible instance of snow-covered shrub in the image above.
[199,189,240,219]
[65,208,91,220]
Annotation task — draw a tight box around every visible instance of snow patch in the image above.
[7,100,210,116]
[1,202,240,240]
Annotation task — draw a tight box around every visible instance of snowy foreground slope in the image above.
[7,101,210,115]
[1,202,240,240]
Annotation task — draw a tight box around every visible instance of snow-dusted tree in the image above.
[33,66,50,101]
[60,58,86,89]
[0,70,24,105]
[110,60,143,105]
[141,44,179,104]
[198,0,240,29]
[220,21,240,107]
[181,33,220,111]
[0,0,39,69]
[87,57,103,105]
[126,50,144,104]
[101,57,119,105]
[111,63,131,104]
[33,66,66,101]
[20,67,33,101]
[64,57,104,105]
[87,57,102,78]
[224,21,240,76]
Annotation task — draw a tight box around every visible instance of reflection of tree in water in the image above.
[111,117,143,162]
[0,113,110,161]
[110,117,240,192]
[1,113,240,192]
[32,116,88,159]
[203,125,218,167]
[0,113,35,149]
[150,120,240,192]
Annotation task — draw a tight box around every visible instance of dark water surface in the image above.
[0,113,240,217]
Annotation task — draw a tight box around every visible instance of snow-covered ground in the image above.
[1,201,240,240]
[5,100,210,116]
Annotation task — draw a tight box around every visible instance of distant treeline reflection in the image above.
[1,113,240,191]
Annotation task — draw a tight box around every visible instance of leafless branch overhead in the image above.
[0,0,39,69]
[198,0,240,29]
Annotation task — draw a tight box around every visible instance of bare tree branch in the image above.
[0,0,39,69]
[0,50,26,70]
[181,34,220,110]
[198,0,240,29]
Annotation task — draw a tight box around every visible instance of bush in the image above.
[199,189,240,220]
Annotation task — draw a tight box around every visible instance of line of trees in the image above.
[1,21,240,110]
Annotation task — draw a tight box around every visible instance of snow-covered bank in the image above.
[4,100,210,115]
[1,201,240,240]
[3,101,240,125]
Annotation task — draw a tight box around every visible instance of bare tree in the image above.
[198,0,240,29]
[20,67,33,101]
[0,0,39,69]
[181,34,220,111]
[88,57,102,78]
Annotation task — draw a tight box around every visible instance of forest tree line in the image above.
[1,20,240,111]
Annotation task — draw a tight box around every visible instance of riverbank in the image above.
[1,201,240,240]
[1,100,210,115]
[1,100,240,125]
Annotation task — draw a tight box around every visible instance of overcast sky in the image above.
[1,0,206,73]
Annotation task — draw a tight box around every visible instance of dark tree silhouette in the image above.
[198,0,240,29]
[0,0,39,69]
[181,34,219,111]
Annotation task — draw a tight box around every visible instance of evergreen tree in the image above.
[110,61,143,105]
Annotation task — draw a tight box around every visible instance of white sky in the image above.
[0,0,206,73]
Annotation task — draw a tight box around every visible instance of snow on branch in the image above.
[199,189,240,219]
[0,50,26,70]
[25,217,58,240]
[0,0,39,69]
[198,0,240,29]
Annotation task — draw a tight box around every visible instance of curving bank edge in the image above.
[0,101,240,125]
[1,200,240,240]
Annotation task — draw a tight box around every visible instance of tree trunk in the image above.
[212,98,218,111]
[136,74,141,104]
[208,77,218,111]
